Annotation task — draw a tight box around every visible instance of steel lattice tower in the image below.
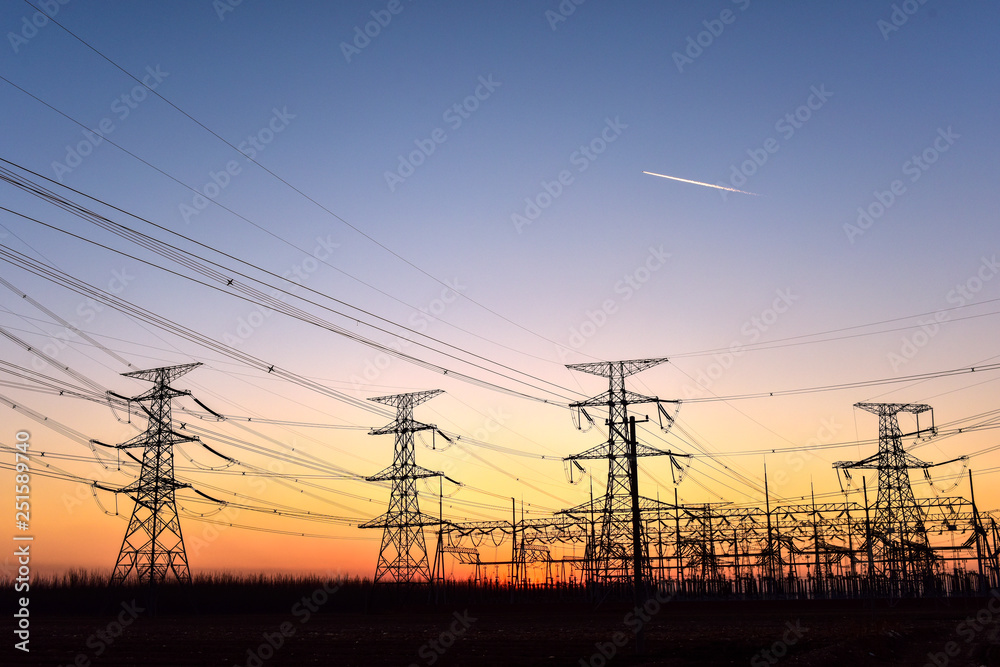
[360,390,445,584]
[834,402,937,579]
[565,358,675,586]
[106,363,200,585]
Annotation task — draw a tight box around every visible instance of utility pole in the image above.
[862,478,875,581]
[430,476,445,589]
[764,463,775,586]
[628,416,645,654]
[511,497,517,586]
[970,470,986,593]
[674,487,682,585]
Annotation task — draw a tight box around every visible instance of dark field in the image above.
[9,576,1000,666]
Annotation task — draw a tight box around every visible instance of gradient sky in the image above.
[1,1,999,580]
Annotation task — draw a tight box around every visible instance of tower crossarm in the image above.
[365,464,443,481]
[834,451,961,471]
[855,402,932,416]
[122,362,201,385]
[905,454,966,469]
[360,511,443,529]
[369,417,436,436]
[130,385,193,404]
[564,440,684,461]
[369,389,443,409]
[833,453,882,470]
[566,357,669,379]
[570,389,661,409]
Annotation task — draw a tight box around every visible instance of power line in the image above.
[0,200,573,405]
[14,5,583,357]
[680,363,1000,403]
[0,158,581,402]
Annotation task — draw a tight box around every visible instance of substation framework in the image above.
[90,359,998,599]
[409,360,1000,598]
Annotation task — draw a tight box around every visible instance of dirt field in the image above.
[9,597,1000,667]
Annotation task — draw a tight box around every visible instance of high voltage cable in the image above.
[4,158,995,501]
[664,364,806,498]
[7,10,581,358]
[0,195,571,405]
[3,250,996,532]
[5,330,994,511]
[0,354,555,461]
[0,325,577,514]
[0,274,135,370]
[680,363,1000,403]
[0,354,936,465]
[0,456,372,538]
[0,205,571,405]
[0,277,617,526]
[0,367,560,519]
[0,77,574,385]
[0,323,107,394]
[668,298,1000,359]
[0,159,581,402]
[0,439,539,524]
[0,243,399,417]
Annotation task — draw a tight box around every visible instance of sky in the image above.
[0,1,998,581]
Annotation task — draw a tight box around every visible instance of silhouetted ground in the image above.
[7,574,1000,666]
[9,598,1000,666]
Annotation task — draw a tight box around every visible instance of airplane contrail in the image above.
[643,171,760,197]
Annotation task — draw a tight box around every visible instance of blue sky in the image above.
[1,1,999,574]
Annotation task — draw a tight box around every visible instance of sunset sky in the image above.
[1,1,998,581]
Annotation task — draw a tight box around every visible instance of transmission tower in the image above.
[833,402,940,580]
[564,358,678,586]
[103,363,201,586]
[360,390,447,584]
